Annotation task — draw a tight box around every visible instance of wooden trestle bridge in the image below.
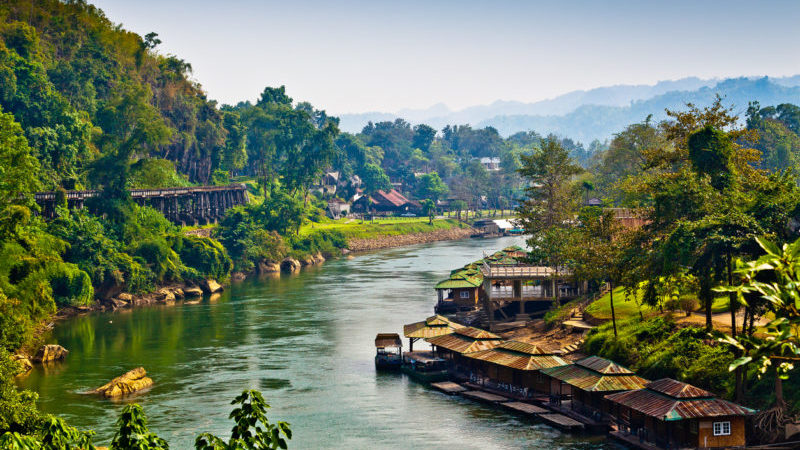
[34,184,249,225]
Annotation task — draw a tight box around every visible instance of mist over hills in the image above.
[338,76,800,143]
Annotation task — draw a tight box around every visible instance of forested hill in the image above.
[0,0,236,188]
[339,77,800,141]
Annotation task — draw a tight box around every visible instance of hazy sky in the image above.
[92,0,800,114]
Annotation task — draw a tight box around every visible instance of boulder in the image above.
[200,279,223,294]
[109,298,128,310]
[33,345,68,363]
[91,367,153,398]
[116,293,134,302]
[11,354,33,375]
[313,252,326,264]
[257,261,280,274]
[299,255,315,266]
[184,286,204,297]
[280,258,301,272]
[231,272,247,281]
[172,288,185,299]
[155,288,175,303]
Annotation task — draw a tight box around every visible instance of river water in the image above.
[19,236,617,449]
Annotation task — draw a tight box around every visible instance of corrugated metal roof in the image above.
[453,327,502,340]
[403,315,463,339]
[465,348,569,371]
[540,364,648,392]
[605,383,753,421]
[497,340,545,355]
[426,333,503,354]
[375,333,402,348]
[645,378,714,399]
[576,356,635,374]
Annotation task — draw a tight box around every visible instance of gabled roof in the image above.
[497,340,546,355]
[540,357,648,392]
[371,189,420,208]
[375,333,401,348]
[426,326,503,354]
[605,378,754,421]
[435,269,483,289]
[403,315,464,339]
[576,356,635,375]
[465,340,568,371]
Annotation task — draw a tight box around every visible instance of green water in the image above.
[19,236,618,449]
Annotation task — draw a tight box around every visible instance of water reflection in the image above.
[20,236,621,449]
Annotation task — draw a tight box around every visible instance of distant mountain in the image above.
[337,76,800,142]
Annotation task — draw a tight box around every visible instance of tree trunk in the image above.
[610,280,618,337]
[728,251,736,338]
[776,371,785,407]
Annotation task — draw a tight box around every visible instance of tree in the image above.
[421,199,436,225]
[111,404,168,449]
[0,109,40,211]
[412,124,436,152]
[416,172,448,203]
[196,390,291,450]
[359,163,391,197]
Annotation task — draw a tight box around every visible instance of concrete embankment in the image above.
[346,227,475,252]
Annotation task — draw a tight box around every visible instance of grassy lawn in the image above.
[586,286,732,320]
[299,217,468,240]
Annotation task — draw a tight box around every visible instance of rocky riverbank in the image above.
[346,227,475,252]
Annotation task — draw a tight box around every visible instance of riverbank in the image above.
[346,226,475,252]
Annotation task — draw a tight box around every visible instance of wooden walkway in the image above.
[431,381,467,395]
[502,401,549,415]
[539,413,585,431]
[461,390,509,404]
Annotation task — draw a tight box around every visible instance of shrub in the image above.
[46,263,93,307]
[289,230,346,258]
[172,235,232,281]
[679,297,698,316]
[130,238,183,283]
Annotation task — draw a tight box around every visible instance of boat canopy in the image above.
[375,333,402,349]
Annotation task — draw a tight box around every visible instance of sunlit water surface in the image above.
[20,236,620,449]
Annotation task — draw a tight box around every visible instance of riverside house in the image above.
[426,326,504,372]
[605,378,753,449]
[540,356,649,419]
[403,315,463,352]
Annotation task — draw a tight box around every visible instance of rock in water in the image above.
[155,288,176,302]
[200,279,223,293]
[91,367,153,398]
[11,354,33,374]
[33,345,68,363]
[281,257,301,272]
[184,286,204,297]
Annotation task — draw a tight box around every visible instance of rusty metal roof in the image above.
[375,333,402,348]
[645,378,714,398]
[426,332,503,354]
[453,327,502,340]
[403,315,464,339]
[540,364,648,392]
[497,340,546,355]
[576,356,635,375]
[465,347,569,371]
[605,382,754,421]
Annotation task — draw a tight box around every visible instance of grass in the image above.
[585,287,655,320]
[299,217,468,240]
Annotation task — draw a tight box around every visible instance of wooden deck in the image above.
[608,431,661,450]
[431,381,467,395]
[538,413,585,431]
[502,401,549,415]
[461,390,509,404]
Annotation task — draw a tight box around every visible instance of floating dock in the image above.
[431,381,467,395]
[538,413,585,432]
[502,401,549,415]
[461,390,509,404]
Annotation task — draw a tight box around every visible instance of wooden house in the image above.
[403,315,463,352]
[352,189,421,215]
[434,267,483,313]
[425,327,504,372]
[540,356,648,418]
[605,378,753,449]
[462,340,569,394]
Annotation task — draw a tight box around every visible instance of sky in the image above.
[92,0,800,114]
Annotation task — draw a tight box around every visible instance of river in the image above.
[19,236,618,449]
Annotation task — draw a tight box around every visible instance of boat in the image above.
[374,333,403,370]
[401,351,450,383]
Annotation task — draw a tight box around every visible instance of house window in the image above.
[460,291,470,299]
[713,421,731,436]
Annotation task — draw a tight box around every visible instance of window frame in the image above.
[712,421,731,436]
[459,290,470,299]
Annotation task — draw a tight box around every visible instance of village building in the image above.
[352,189,421,215]
[425,326,504,372]
[434,267,482,313]
[605,378,753,449]
[539,356,648,419]
[479,157,501,171]
[480,248,583,328]
[403,315,463,352]
[326,198,350,219]
[462,340,569,395]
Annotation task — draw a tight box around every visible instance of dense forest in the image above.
[2,0,800,446]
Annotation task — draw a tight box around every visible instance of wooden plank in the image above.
[539,413,585,431]
[431,381,467,394]
[503,402,549,415]
[461,390,509,403]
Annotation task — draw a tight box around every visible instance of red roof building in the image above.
[353,189,421,214]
